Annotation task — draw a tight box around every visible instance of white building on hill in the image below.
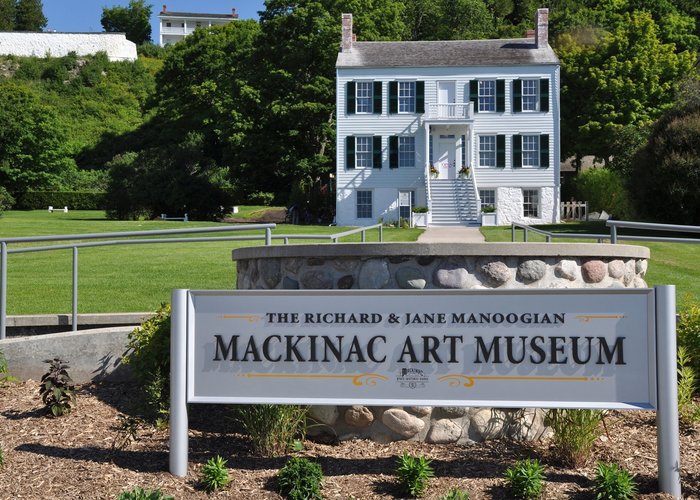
[158,4,238,46]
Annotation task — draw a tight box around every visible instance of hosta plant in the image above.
[39,358,76,416]
[396,452,434,498]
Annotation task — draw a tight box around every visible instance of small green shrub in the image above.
[574,167,633,219]
[412,206,429,213]
[0,350,18,386]
[200,455,230,492]
[678,298,700,385]
[247,191,275,206]
[504,458,545,499]
[122,304,171,421]
[395,453,434,498]
[547,409,604,467]
[17,191,106,210]
[116,487,173,500]
[678,347,700,424]
[440,487,470,499]
[234,404,307,457]
[39,358,76,416]
[593,462,637,500]
[277,456,323,500]
[0,186,15,215]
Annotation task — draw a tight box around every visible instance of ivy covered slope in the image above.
[0,52,156,202]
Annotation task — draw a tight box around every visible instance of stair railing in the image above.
[467,166,481,220]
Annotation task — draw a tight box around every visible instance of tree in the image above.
[0,0,15,30]
[14,0,46,31]
[101,0,152,45]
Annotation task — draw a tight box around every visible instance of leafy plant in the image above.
[678,297,700,386]
[440,487,470,499]
[593,462,637,499]
[481,205,496,213]
[396,452,434,498]
[234,404,307,457]
[0,442,4,466]
[200,455,230,492]
[677,347,700,424]
[546,409,604,467]
[116,487,173,500]
[0,349,18,386]
[504,458,546,499]
[412,206,429,213]
[277,456,323,500]
[122,304,171,421]
[39,358,76,416]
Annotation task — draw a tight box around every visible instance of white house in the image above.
[158,4,238,46]
[335,9,560,227]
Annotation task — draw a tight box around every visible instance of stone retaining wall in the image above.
[233,242,650,444]
[0,32,137,62]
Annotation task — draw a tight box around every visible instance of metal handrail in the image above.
[606,220,700,244]
[0,222,384,339]
[511,223,609,243]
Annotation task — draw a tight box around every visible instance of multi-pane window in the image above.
[356,82,372,113]
[522,79,538,111]
[355,137,372,168]
[479,136,496,167]
[357,190,372,219]
[478,80,495,112]
[522,135,539,167]
[523,189,539,217]
[398,137,415,168]
[479,189,496,211]
[398,81,416,113]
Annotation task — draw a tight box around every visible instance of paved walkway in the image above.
[417,226,486,243]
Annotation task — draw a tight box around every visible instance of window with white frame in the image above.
[398,81,416,113]
[355,136,372,168]
[356,82,372,113]
[523,189,539,218]
[522,135,539,167]
[479,136,496,167]
[479,189,495,211]
[399,137,415,168]
[478,80,495,112]
[522,79,538,111]
[357,190,372,219]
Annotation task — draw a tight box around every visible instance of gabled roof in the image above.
[158,11,235,19]
[336,38,559,68]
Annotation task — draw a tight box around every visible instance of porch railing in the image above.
[426,103,473,120]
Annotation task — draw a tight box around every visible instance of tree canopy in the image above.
[0,0,16,30]
[13,0,45,31]
[101,0,152,45]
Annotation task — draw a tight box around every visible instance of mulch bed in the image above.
[1,380,698,499]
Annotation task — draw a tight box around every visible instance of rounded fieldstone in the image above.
[582,260,607,283]
[506,408,546,441]
[337,275,354,289]
[382,408,425,437]
[636,259,648,276]
[554,259,578,281]
[434,262,473,289]
[332,259,358,272]
[300,270,333,289]
[259,259,281,288]
[282,277,299,289]
[309,405,339,426]
[608,259,625,279]
[479,260,511,287]
[307,257,325,266]
[358,259,390,288]
[407,406,432,417]
[633,277,648,288]
[607,280,626,288]
[417,256,435,266]
[396,267,426,289]
[345,405,374,427]
[284,258,303,273]
[517,259,547,283]
[427,419,462,444]
[438,406,469,418]
[471,408,505,441]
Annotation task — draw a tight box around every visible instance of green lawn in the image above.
[481,221,700,309]
[0,211,422,314]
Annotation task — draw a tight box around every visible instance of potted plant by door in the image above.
[480,205,497,226]
[412,206,429,227]
[458,165,471,178]
[429,164,439,179]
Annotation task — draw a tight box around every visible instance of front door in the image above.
[436,136,457,179]
[437,81,456,118]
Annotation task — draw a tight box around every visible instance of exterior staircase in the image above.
[429,178,479,226]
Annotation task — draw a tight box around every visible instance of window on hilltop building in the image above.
[523,189,539,217]
[513,79,549,113]
[355,137,372,168]
[356,82,372,113]
[479,189,496,211]
[479,136,496,167]
[522,135,540,167]
[166,22,171,27]
[398,137,415,168]
[522,79,538,111]
[478,80,495,112]
[398,81,416,113]
[357,191,372,219]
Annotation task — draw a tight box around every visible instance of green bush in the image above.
[0,187,15,215]
[234,404,307,457]
[277,456,323,500]
[547,409,604,467]
[678,298,700,385]
[17,191,106,210]
[122,304,171,422]
[504,458,545,499]
[574,167,633,219]
[39,358,76,417]
[247,191,275,206]
[678,347,700,424]
[116,487,173,500]
[200,455,230,492]
[593,462,637,499]
[396,453,434,498]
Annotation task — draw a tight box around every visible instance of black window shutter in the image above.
[346,136,355,169]
[416,81,425,113]
[389,81,398,114]
[540,79,549,112]
[346,82,355,115]
[496,135,506,168]
[373,136,382,169]
[389,136,398,168]
[496,79,505,112]
[513,79,522,113]
[540,134,549,167]
[373,81,382,114]
[513,135,522,168]
[469,80,478,113]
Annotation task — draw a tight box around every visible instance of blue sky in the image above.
[44,1,265,37]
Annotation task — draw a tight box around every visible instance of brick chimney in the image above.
[341,13,353,52]
[535,8,549,48]
[162,4,167,13]
[232,7,239,19]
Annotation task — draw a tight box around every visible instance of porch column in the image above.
[424,121,430,209]
[468,124,475,168]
